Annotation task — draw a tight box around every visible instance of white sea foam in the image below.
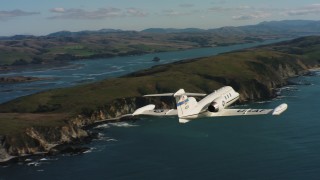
[280,86,299,91]
[108,122,138,128]
[83,148,94,154]
[94,122,138,129]
[94,124,110,129]
[27,162,41,167]
[92,132,118,142]
[97,134,118,142]
[39,157,58,161]
[256,101,272,104]
[25,158,33,162]
[106,138,118,142]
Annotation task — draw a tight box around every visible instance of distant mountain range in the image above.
[0,20,319,39]
[47,29,124,37]
[142,20,320,35]
[52,20,320,36]
[1,20,320,66]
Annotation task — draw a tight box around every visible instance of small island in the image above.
[152,56,160,62]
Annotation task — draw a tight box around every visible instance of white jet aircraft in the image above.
[132,86,288,123]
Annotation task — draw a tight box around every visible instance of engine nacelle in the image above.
[208,102,220,112]
[207,97,225,113]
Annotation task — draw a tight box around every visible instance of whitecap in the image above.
[94,124,110,129]
[108,122,138,128]
[97,135,118,142]
[83,149,93,154]
[39,157,58,161]
[25,158,33,162]
[256,101,272,104]
[27,162,41,167]
[97,132,105,137]
[107,138,118,142]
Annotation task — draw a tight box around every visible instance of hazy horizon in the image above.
[1,0,320,36]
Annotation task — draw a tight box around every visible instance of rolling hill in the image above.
[1,20,320,67]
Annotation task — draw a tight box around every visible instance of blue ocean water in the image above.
[1,74,320,180]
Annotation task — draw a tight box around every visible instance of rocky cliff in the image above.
[0,122,88,163]
[0,97,178,163]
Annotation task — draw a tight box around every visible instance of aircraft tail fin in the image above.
[174,89,199,119]
[144,89,205,122]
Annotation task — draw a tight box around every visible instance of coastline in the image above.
[0,115,135,164]
[0,69,316,164]
[1,36,320,163]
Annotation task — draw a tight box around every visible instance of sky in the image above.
[0,0,320,36]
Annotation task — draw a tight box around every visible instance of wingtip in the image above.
[272,103,288,115]
[179,118,190,123]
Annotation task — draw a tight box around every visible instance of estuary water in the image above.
[1,74,320,180]
[0,39,286,103]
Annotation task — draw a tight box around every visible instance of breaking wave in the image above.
[108,122,139,128]
[94,122,138,129]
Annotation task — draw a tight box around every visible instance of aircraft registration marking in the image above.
[177,99,189,107]
[237,109,266,113]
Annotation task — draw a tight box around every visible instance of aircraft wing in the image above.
[216,103,288,116]
[217,108,273,116]
[132,104,177,116]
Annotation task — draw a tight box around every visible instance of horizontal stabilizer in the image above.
[184,93,207,97]
[132,104,177,116]
[143,93,174,97]
[144,93,206,97]
[132,104,155,116]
